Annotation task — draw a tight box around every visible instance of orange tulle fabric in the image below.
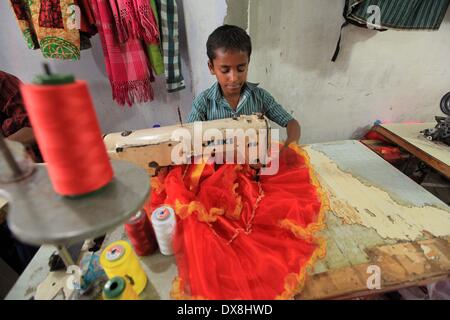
[145,143,328,300]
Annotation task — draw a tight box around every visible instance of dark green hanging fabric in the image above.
[348,0,450,30]
[332,0,450,61]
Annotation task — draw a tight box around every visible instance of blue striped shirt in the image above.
[187,82,294,127]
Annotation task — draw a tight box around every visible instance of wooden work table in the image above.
[6,140,450,300]
[373,122,450,179]
[301,140,449,299]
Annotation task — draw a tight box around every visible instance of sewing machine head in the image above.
[104,114,272,176]
[421,92,450,145]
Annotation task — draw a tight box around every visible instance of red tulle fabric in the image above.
[145,144,328,300]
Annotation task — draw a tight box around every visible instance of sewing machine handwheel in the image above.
[440,92,450,115]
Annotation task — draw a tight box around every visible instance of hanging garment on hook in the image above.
[9,0,40,49]
[91,0,154,106]
[332,0,450,62]
[78,0,98,50]
[108,0,160,44]
[146,0,165,76]
[9,0,81,60]
[157,0,185,93]
[9,0,98,59]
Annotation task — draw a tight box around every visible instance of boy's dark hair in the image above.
[206,25,252,61]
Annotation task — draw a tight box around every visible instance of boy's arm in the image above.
[285,119,301,146]
[186,96,207,122]
[259,88,301,144]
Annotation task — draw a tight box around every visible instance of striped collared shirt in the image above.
[187,82,293,127]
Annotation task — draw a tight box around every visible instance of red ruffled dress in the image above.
[145,144,328,299]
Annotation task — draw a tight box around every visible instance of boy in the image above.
[187,25,301,147]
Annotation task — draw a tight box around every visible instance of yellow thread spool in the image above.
[100,240,147,294]
[102,276,140,300]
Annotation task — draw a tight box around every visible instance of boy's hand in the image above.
[285,119,301,147]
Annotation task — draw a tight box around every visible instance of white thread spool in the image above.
[151,205,176,255]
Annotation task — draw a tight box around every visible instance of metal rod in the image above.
[43,63,52,75]
[57,245,86,293]
[177,107,183,126]
[0,133,23,177]
[56,245,76,267]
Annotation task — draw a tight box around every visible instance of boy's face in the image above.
[208,48,249,97]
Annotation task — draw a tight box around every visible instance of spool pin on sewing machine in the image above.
[104,114,272,176]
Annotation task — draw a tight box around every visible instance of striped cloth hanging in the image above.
[157,0,186,93]
[347,0,450,30]
[332,0,450,61]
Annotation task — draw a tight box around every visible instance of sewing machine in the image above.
[103,114,272,176]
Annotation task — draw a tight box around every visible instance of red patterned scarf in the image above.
[108,0,159,44]
[90,0,154,106]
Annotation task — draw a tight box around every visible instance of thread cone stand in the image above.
[0,138,150,248]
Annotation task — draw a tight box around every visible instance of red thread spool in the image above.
[125,210,157,256]
[20,78,113,196]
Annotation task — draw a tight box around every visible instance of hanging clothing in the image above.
[9,0,81,60]
[78,0,98,50]
[78,0,97,35]
[332,0,450,61]
[9,0,39,49]
[145,144,328,300]
[158,0,186,93]
[134,0,159,43]
[90,0,154,106]
[346,0,450,30]
[147,0,165,76]
[147,39,165,76]
[108,0,159,44]
[9,0,98,59]
[77,0,97,50]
